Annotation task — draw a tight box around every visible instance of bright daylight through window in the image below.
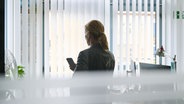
[6,0,165,78]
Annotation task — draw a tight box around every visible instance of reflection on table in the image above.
[0,71,184,104]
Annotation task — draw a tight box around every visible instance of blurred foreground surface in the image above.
[1,71,184,104]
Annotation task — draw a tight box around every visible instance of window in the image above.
[112,0,157,71]
[6,0,176,77]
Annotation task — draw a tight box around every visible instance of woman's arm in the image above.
[75,51,88,71]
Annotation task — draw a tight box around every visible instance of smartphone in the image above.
[66,58,75,67]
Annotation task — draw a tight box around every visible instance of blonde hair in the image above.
[85,20,109,51]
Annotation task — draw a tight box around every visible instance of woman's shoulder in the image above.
[107,50,114,55]
[80,48,90,53]
[78,48,91,57]
[105,50,115,60]
[80,46,98,53]
[80,47,114,58]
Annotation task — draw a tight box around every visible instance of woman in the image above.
[70,20,115,72]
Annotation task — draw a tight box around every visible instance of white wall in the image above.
[176,0,184,73]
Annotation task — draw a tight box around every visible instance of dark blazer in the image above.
[74,43,115,72]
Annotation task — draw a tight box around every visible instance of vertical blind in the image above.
[113,0,157,71]
[46,0,107,78]
[6,0,177,77]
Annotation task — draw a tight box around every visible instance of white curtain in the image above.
[6,0,44,78]
[6,0,108,78]
[112,0,157,72]
[162,0,177,66]
[45,0,107,78]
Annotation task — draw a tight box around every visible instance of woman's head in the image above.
[85,20,109,51]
